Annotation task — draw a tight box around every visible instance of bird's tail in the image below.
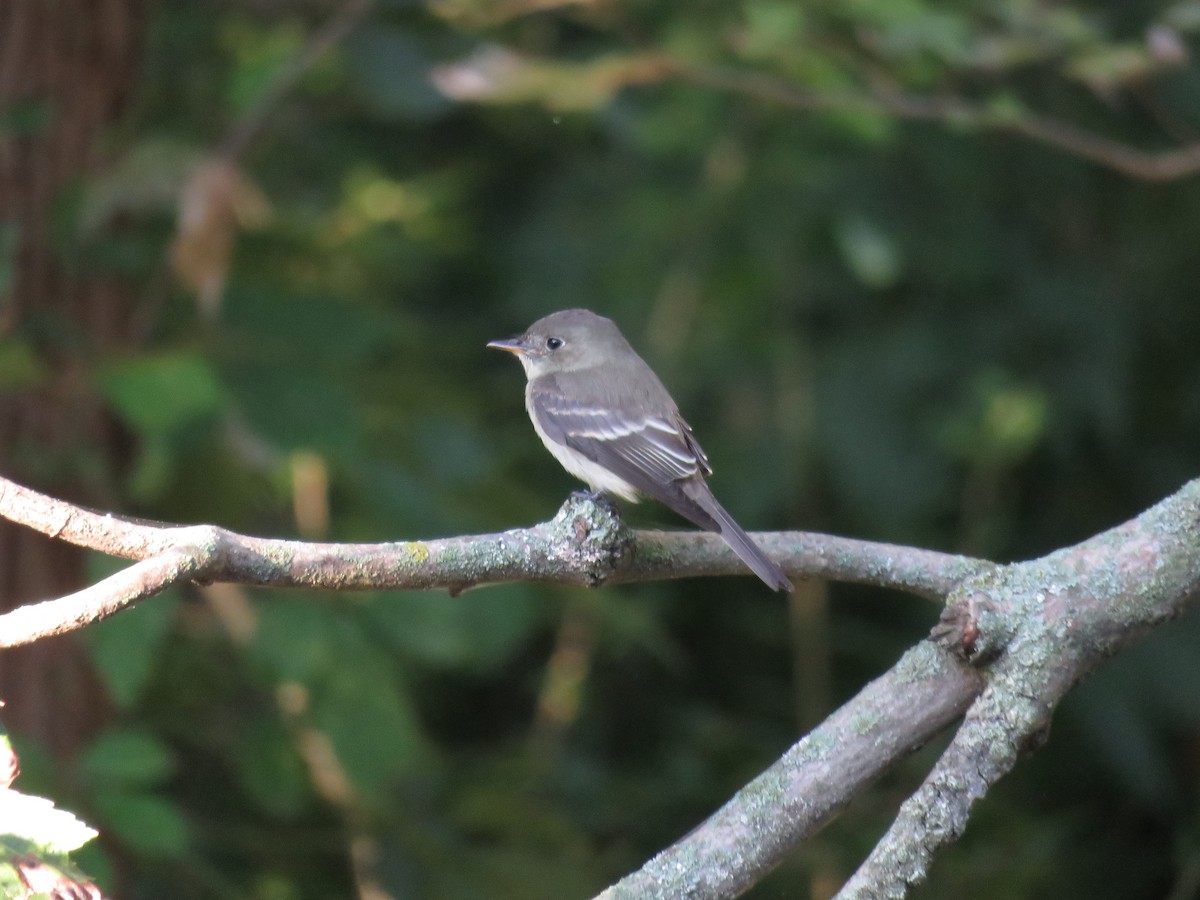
[684,484,793,592]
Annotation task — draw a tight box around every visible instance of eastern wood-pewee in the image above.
[488,308,793,591]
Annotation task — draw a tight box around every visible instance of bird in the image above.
[488,308,793,591]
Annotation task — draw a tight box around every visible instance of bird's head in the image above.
[487,308,629,378]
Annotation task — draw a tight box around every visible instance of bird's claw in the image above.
[569,489,619,515]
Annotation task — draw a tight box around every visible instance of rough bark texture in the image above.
[0,0,143,755]
[4,476,1200,897]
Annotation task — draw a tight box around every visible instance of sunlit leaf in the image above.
[1065,44,1154,92]
[432,46,668,112]
[0,792,98,853]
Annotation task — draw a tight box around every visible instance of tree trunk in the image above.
[0,0,144,757]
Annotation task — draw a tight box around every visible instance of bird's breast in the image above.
[525,386,641,501]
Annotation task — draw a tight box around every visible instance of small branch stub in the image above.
[930,592,985,660]
[547,492,633,586]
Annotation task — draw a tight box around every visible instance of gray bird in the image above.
[488,309,793,591]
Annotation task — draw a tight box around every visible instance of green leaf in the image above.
[0,791,99,853]
[937,374,1049,467]
[80,729,175,786]
[983,91,1028,125]
[83,578,180,708]
[1164,1,1200,31]
[76,138,201,234]
[834,214,903,289]
[314,659,426,792]
[100,351,224,438]
[344,27,452,121]
[740,0,807,60]
[90,791,188,856]
[221,16,306,114]
[124,435,178,502]
[252,599,341,683]
[225,360,360,455]
[0,864,22,899]
[1066,44,1153,91]
[236,720,312,817]
[364,586,542,671]
[431,47,651,112]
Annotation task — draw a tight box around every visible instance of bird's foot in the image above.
[569,489,619,515]
[549,491,632,586]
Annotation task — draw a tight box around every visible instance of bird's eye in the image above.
[545,337,564,350]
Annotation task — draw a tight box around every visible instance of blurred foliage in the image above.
[0,725,102,897]
[6,0,1200,896]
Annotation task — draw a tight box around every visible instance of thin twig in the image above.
[0,543,212,646]
[219,0,374,162]
[676,62,1200,182]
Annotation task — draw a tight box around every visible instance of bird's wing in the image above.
[529,382,712,496]
[530,380,792,591]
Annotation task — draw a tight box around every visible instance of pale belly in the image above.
[526,394,641,502]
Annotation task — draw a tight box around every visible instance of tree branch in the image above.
[588,478,1200,898]
[0,543,211,647]
[837,478,1200,897]
[677,62,1200,182]
[0,474,979,648]
[595,641,984,899]
[219,0,374,163]
[10,470,1196,897]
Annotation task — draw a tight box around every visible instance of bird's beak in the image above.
[486,336,531,355]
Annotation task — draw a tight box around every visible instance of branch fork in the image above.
[3,473,1200,897]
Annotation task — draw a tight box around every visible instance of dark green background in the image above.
[7,0,1200,896]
